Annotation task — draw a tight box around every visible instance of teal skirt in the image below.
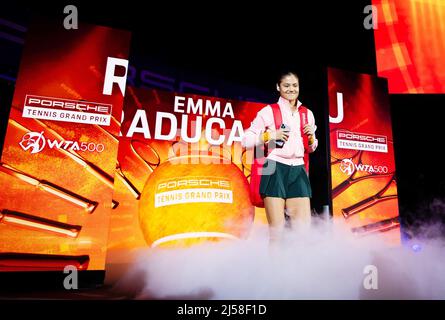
[259,159,312,199]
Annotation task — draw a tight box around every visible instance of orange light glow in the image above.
[374,0,445,93]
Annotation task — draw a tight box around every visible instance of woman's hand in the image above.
[303,124,315,136]
[303,124,316,145]
[269,128,290,142]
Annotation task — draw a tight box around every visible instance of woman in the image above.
[242,71,318,246]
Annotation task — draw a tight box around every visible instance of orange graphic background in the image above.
[0,20,131,271]
[328,68,400,243]
[106,87,269,262]
[373,0,445,93]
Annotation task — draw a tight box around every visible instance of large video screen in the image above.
[0,19,131,271]
[328,68,400,243]
[373,0,445,93]
[107,87,272,256]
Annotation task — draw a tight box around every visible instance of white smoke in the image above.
[110,217,445,299]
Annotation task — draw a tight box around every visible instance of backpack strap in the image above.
[298,105,310,174]
[262,103,282,156]
[299,106,309,150]
[270,103,282,130]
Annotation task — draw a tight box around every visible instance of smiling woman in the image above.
[242,71,318,247]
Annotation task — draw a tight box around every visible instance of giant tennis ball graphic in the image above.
[138,155,254,248]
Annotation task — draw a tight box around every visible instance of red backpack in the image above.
[249,103,310,208]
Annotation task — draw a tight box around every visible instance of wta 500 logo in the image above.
[19,131,105,154]
[339,158,388,175]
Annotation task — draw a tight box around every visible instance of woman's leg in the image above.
[285,197,311,233]
[264,197,286,246]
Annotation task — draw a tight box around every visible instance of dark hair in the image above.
[276,71,299,85]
